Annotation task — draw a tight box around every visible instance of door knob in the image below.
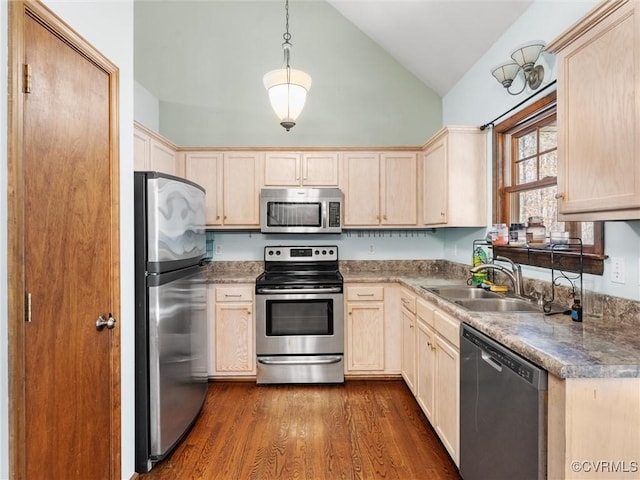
[96,313,117,331]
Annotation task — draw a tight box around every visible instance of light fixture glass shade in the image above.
[491,61,521,87]
[263,68,312,130]
[510,41,546,70]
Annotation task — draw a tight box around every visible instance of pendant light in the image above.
[263,0,311,131]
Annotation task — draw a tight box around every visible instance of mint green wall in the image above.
[134,1,442,147]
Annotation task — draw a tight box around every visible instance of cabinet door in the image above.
[381,153,417,225]
[553,1,640,219]
[133,127,150,171]
[223,152,263,226]
[401,307,416,393]
[435,333,460,466]
[184,152,223,226]
[416,320,436,422]
[302,152,339,186]
[342,152,380,226]
[346,302,385,371]
[149,138,176,176]
[264,152,301,186]
[422,139,447,225]
[214,302,255,374]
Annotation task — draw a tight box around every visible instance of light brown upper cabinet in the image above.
[133,122,180,176]
[264,152,339,187]
[421,126,486,227]
[223,152,264,227]
[183,151,223,226]
[547,0,640,221]
[342,151,418,227]
[181,150,263,228]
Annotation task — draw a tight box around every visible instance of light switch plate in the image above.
[610,257,625,284]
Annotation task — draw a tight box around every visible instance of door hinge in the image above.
[25,292,32,322]
[23,64,32,94]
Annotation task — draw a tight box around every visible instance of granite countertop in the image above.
[208,262,640,380]
[344,272,640,380]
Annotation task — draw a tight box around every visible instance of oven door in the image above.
[256,291,344,356]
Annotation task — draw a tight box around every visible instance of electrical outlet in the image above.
[611,257,625,284]
[369,244,375,254]
[215,245,222,255]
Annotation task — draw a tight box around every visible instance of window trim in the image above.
[492,91,606,275]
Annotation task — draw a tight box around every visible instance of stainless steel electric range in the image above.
[255,246,344,384]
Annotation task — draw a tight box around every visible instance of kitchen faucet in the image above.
[469,255,524,297]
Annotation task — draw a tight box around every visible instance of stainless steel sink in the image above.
[422,286,501,299]
[452,298,542,313]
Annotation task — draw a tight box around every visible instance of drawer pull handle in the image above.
[357,293,375,297]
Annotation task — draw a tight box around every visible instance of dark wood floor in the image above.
[138,380,462,480]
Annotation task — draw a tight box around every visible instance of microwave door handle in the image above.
[322,202,327,229]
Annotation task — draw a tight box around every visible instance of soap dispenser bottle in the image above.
[571,298,583,322]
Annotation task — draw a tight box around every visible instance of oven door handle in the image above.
[256,287,342,295]
[258,356,343,366]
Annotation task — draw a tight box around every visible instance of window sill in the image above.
[492,245,606,275]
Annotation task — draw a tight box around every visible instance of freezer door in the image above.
[146,173,206,270]
[147,265,208,460]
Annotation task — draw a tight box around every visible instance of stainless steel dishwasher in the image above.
[460,323,547,480]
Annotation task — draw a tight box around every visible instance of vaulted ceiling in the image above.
[327,0,534,96]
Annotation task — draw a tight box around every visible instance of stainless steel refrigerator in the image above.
[134,171,208,473]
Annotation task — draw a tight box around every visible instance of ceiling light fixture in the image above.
[263,0,311,131]
[491,41,546,95]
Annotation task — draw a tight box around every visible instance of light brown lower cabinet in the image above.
[344,284,401,376]
[208,285,256,377]
[415,297,460,467]
[547,375,640,479]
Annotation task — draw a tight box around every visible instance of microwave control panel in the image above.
[328,202,341,228]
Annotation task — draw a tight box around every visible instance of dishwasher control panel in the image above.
[462,325,546,388]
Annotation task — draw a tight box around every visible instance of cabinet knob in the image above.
[440,212,445,217]
[555,193,565,199]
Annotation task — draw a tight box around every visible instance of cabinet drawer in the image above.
[400,288,416,314]
[347,286,384,301]
[434,310,460,348]
[417,298,435,328]
[216,286,253,302]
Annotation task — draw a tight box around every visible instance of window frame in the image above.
[492,91,606,275]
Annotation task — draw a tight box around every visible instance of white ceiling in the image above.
[327,0,534,96]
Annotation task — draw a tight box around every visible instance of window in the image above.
[493,91,605,274]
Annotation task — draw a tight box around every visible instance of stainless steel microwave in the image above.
[260,188,343,234]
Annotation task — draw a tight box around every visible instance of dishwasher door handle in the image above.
[481,351,503,372]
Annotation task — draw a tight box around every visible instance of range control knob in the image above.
[322,250,327,255]
[315,250,320,255]
[268,250,274,256]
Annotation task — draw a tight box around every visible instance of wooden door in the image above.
[9,3,120,479]
[346,302,385,371]
[423,140,448,225]
[416,320,436,422]
[223,152,263,226]
[184,151,223,226]
[435,334,460,466]
[380,152,417,226]
[264,152,301,186]
[302,152,339,186]
[401,307,416,393]
[342,152,380,226]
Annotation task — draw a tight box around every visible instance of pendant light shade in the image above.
[263,66,312,131]
[264,0,311,131]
